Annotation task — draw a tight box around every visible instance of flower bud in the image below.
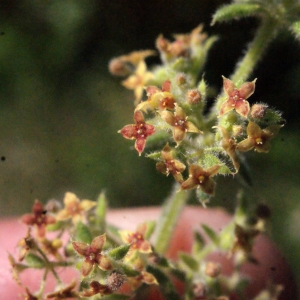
[107,271,126,290]
[176,72,188,87]
[250,103,268,119]
[232,125,244,137]
[186,89,202,105]
[192,281,207,299]
[108,58,132,77]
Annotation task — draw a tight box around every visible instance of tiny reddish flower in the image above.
[218,76,256,118]
[56,192,96,224]
[181,164,220,195]
[186,89,202,105]
[46,280,79,299]
[118,110,155,156]
[156,143,186,183]
[17,228,35,261]
[135,80,176,112]
[122,60,154,104]
[72,234,112,276]
[237,121,282,153]
[160,104,202,146]
[22,200,56,238]
[119,223,152,253]
[214,126,240,172]
[80,281,112,297]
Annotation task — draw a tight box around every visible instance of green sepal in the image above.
[201,224,219,246]
[200,153,232,175]
[119,263,140,277]
[46,221,64,232]
[211,3,264,25]
[169,268,186,282]
[101,294,131,300]
[95,192,107,232]
[25,253,45,268]
[146,151,162,161]
[108,244,130,261]
[179,252,199,271]
[144,220,156,240]
[75,221,92,244]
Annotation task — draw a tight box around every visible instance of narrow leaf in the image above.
[25,253,45,268]
[212,3,263,25]
[108,244,130,260]
[95,192,107,231]
[201,224,219,245]
[75,221,92,244]
[179,252,199,271]
[144,220,156,239]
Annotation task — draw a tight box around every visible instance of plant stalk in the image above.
[154,184,190,254]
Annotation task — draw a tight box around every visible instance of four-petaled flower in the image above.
[119,223,152,253]
[214,126,240,172]
[118,110,155,156]
[181,164,220,195]
[72,234,112,276]
[219,76,256,118]
[156,143,186,183]
[237,121,282,153]
[56,192,96,224]
[161,104,202,146]
[46,280,79,299]
[22,200,56,238]
[135,80,176,112]
[122,60,154,104]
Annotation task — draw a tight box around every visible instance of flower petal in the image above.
[200,178,216,195]
[64,192,79,206]
[135,137,147,155]
[91,234,106,252]
[235,99,250,118]
[97,255,113,271]
[81,260,94,277]
[247,121,261,138]
[238,79,256,99]
[222,76,235,96]
[72,241,90,256]
[237,138,254,152]
[119,125,137,139]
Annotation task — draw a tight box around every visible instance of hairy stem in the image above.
[154,184,190,254]
[208,17,279,120]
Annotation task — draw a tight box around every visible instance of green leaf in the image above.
[144,220,156,239]
[108,244,130,260]
[201,224,219,245]
[95,191,107,231]
[75,221,92,244]
[179,252,199,271]
[46,221,64,231]
[212,3,263,25]
[192,231,205,254]
[119,263,140,277]
[25,253,45,268]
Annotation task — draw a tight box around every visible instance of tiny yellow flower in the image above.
[56,192,96,224]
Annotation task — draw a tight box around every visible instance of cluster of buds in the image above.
[113,26,284,200]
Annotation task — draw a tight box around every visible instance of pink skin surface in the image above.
[0,207,297,299]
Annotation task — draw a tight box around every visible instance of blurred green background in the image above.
[0,0,299,290]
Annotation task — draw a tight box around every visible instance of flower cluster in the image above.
[114,26,284,199]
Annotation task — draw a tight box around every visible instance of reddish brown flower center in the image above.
[67,202,82,215]
[230,90,243,104]
[130,233,144,249]
[165,160,178,175]
[174,117,186,130]
[255,137,263,145]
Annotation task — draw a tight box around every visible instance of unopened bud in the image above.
[107,271,126,290]
[232,125,243,137]
[205,261,221,278]
[176,73,188,87]
[250,103,268,119]
[108,58,132,77]
[186,89,202,105]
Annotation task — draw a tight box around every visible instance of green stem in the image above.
[230,17,278,84]
[154,183,190,254]
[208,17,279,120]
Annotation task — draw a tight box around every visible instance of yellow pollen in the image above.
[255,138,263,144]
[198,175,205,183]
